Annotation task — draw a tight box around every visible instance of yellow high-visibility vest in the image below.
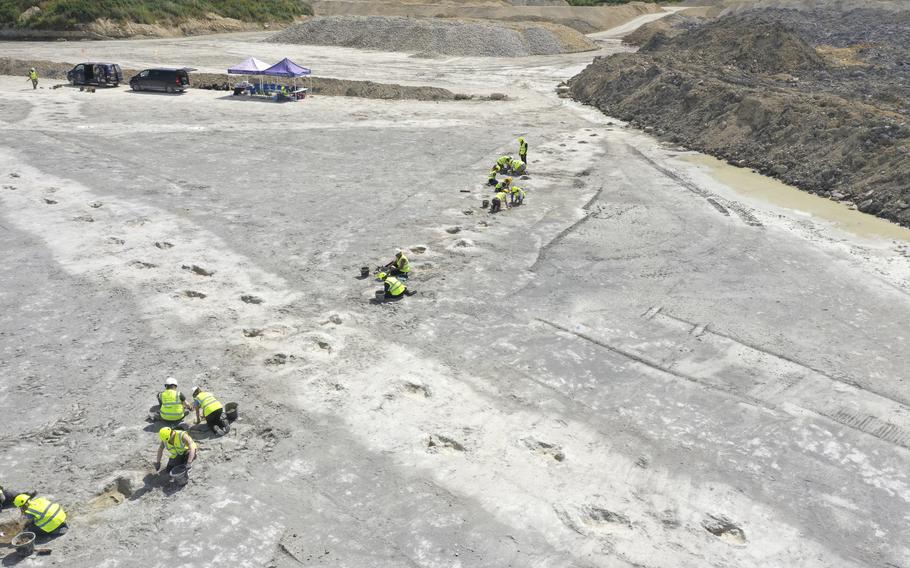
[24,497,66,533]
[159,389,184,421]
[194,391,223,418]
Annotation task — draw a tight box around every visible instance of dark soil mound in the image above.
[642,18,824,75]
[569,11,910,228]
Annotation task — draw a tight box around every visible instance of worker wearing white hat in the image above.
[157,377,188,423]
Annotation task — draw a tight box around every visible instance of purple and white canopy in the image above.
[227,57,271,75]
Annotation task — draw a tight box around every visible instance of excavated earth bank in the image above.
[570,8,910,228]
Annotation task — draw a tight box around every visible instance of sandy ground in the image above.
[0,11,909,568]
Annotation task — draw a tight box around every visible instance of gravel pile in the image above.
[267,15,596,57]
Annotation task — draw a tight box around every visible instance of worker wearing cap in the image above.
[495,177,512,193]
[158,377,188,423]
[155,427,197,473]
[385,250,411,278]
[377,271,410,300]
[510,158,526,176]
[14,494,68,536]
[28,67,38,90]
[192,386,229,435]
[510,185,526,206]
[487,164,501,186]
[518,137,528,163]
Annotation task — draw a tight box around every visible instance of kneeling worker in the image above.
[156,427,197,473]
[377,272,414,300]
[192,387,230,435]
[385,250,411,278]
[158,377,189,424]
[487,164,501,186]
[510,159,526,175]
[496,155,512,172]
[491,189,509,213]
[14,494,68,536]
[511,185,526,206]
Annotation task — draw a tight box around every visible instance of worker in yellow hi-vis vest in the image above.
[14,493,68,537]
[191,386,230,435]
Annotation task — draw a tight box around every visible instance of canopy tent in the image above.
[228,57,312,100]
[227,57,270,92]
[262,58,311,77]
[227,57,270,75]
[262,58,312,99]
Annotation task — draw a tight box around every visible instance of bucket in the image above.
[12,532,35,557]
[482,200,489,208]
[360,266,370,278]
[170,465,189,486]
[225,402,239,422]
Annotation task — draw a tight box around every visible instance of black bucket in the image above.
[225,402,239,422]
[170,465,189,486]
[482,199,489,209]
[12,532,35,557]
[360,266,370,278]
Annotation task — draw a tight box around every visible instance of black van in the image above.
[67,62,123,87]
[129,68,192,93]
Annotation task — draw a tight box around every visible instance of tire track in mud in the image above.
[530,184,603,272]
[625,144,763,227]
[540,311,910,455]
[0,150,864,568]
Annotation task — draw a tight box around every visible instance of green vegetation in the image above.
[0,0,312,29]
[565,0,678,5]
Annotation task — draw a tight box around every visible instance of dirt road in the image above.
[0,14,908,568]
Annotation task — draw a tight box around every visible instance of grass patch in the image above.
[1,0,312,29]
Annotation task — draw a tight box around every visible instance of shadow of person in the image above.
[142,421,188,433]
[185,424,221,441]
[2,552,25,566]
[161,481,190,496]
[33,529,66,544]
[128,472,164,501]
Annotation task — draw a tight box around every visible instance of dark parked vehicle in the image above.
[129,68,192,93]
[67,63,123,87]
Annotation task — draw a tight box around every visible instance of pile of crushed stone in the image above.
[267,15,596,57]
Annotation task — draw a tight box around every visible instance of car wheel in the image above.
[166,86,174,94]
[131,83,139,91]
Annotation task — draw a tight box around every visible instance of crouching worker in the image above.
[511,185,526,206]
[487,164,501,186]
[377,271,414,300]
[496,155,512,173]
[192,387,230,435]
[510,159,526,175]
[384,250,411,278]
[491,189,509,213]
[155,427,197,473]
[158,377,189,424]
[14,494,68,538]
